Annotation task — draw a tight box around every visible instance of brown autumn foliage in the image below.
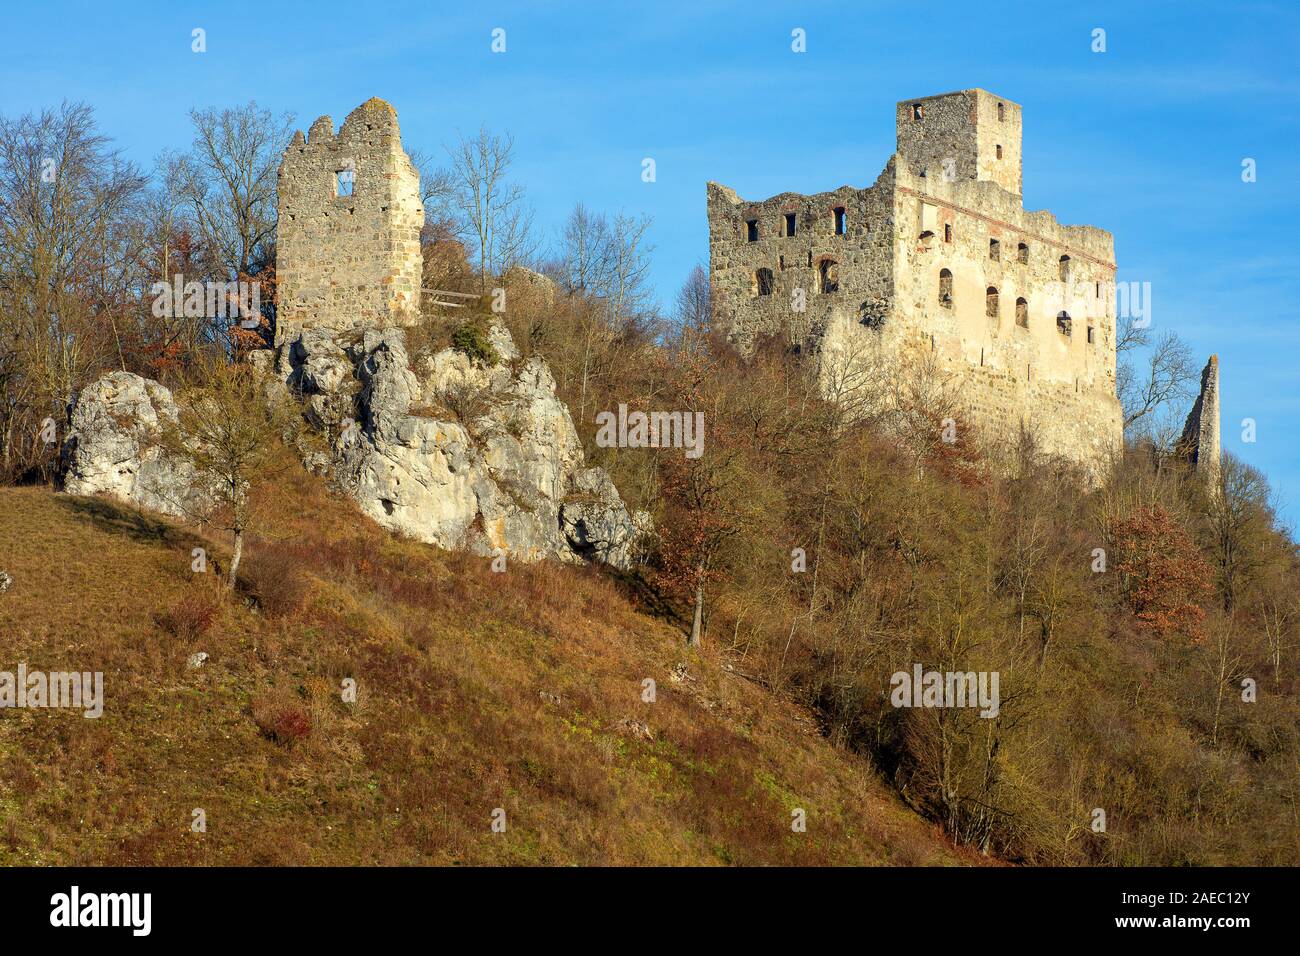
[1113,503,1214,641]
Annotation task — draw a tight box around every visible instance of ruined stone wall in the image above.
[886,153,1122,473]
[706,90,1123,477]
[275,98,424,346]
[707,163,896,355]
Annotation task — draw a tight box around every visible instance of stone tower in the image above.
[275,98,424,346]
[1180,355,1222,480]
[895,89,1023,197]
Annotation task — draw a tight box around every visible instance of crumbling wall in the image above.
[275,98,424,346]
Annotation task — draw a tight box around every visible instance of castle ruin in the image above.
[274,97,424,347]
[707,89,1124,476]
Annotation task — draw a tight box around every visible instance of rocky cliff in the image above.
[64,322,647,569]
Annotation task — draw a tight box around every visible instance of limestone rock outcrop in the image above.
[61,371,203,517]
[277,321,644,567]
[63,324,647,569]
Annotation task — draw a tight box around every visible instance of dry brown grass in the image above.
[0,473,980,866]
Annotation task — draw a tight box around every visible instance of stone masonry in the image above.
[1180,355,1222,481]
[275,97,424,346]
[708,89,1124,478]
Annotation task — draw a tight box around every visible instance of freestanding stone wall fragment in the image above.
[275,97,424,346]
[1180,355,1222,481]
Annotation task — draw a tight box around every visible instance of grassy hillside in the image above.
[0,477,975,866]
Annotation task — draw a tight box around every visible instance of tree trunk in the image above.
[689,579,704,648]
[228,527,243,591]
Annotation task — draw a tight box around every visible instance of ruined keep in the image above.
[274,97,425,347]
[708,89,1124,476]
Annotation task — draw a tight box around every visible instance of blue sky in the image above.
[2,1,1298,525]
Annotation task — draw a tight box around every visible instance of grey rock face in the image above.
[62,324,647,569]
[62,371,202,516]
[280,320,646,567]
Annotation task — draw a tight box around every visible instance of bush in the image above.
[239,549,312,618]
[451,321,500,366]
[154,593,219,640]
[251,688,312,745]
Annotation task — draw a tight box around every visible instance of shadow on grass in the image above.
[608,566,688,635]
[56,494,204,551]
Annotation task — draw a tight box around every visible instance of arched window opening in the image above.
[1059,255,1071,281]
[918,230,935,251]
[1056,311,1072,336]
[1017,242,1029,264]
[989,238,1000,261]
[938,269,953,309]
[1015,297,1028,327]
[986,286,999,318]
[818,259,839,294]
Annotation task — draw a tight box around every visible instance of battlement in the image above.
[275,98,424,346]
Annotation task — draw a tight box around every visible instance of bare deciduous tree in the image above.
[0,101,145,476]
[442,126,536,286]
[1117,317,1197,435]
[167,102,294,281]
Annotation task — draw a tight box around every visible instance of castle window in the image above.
[944,223,953,243]
[779,254,785,270]
[818,259,839,294]
[1095,281,1101,298]
[918,230,935,251]
[784,212,797,237]
[989,238,1000,261]
[754,268,774,296]
[996,144,1003,160]
[1015,297,1028,327]
[335,168,354,197]
[938,269,953,309]
[912,103,924,121]
[1017,242,1029,264]
[1087,324,1095,344]
[833,207,847,236]
[1059,254,1071,281]
[986,286,999,318]
[745,219,759,242]
[997,102,1005,122]
[1057,311,1072,336]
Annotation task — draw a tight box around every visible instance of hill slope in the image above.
[0,478,974,865]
